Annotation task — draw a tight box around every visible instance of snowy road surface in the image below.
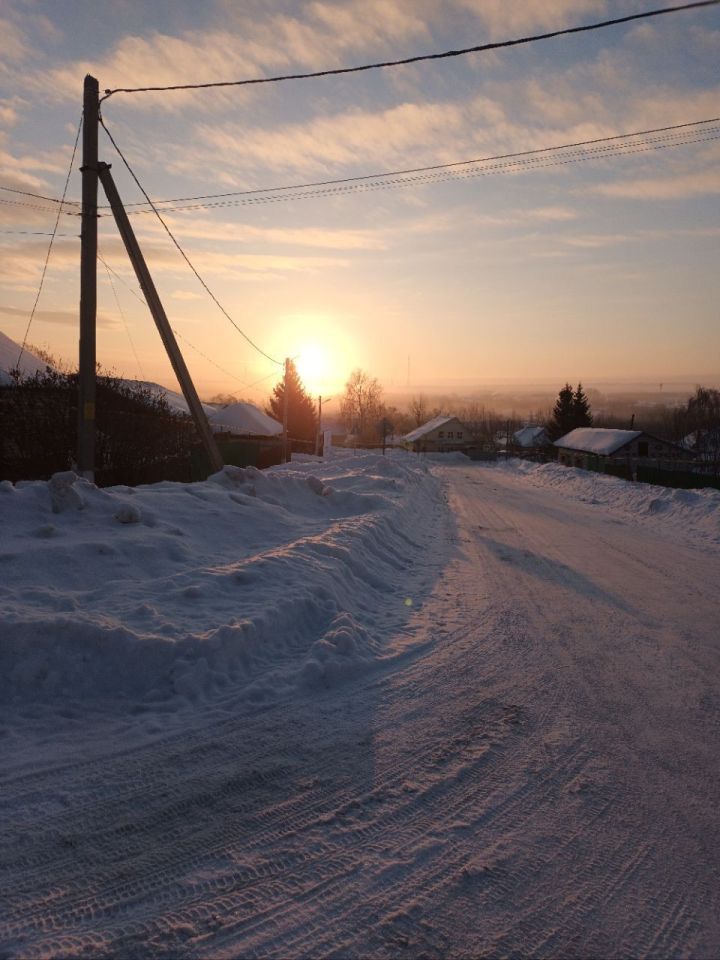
[2,459,719,958]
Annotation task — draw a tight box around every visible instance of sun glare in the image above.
[273,313,359,396]
[295,342,329,393]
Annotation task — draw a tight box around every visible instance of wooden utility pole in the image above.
[315,395,322,456]
[282,357,290,463]
[97,162,224,474]
[78,74,99,479]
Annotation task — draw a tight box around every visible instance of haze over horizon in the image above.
[1,0,718,404]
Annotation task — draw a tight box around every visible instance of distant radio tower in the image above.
[407,354,410,387]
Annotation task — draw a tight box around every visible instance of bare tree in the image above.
[341,368,384,440]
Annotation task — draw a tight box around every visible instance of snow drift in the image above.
[0,453,449,712]
[498,458,720,545]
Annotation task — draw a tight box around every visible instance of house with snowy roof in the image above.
[513,425,550,454]
[555,428,691,470]
[207,402,282,437]
[402,415,470,453]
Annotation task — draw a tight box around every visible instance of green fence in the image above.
[562,453,719,490]
[191,437,283,480]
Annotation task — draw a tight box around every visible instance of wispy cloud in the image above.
[0,17,30,74]
[593,166,720,200]
[170,290,204,301]
[0,304,118,330]
[139,215,389,250]
[590,141,720,200]
[453,0,607,37]
[36,0,429,109]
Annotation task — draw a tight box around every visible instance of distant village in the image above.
[2,331,719,492]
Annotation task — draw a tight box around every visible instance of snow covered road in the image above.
[2,459,719,958]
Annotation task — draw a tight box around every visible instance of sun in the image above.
[295,342,330,394]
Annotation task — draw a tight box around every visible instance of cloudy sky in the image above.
[1,0,719,401]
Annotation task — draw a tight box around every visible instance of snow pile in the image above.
[0,329,53,384]
[0,452,448,713]
[499,459,720,545]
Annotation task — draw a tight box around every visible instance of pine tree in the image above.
[573,383,593,428]
[265,360,318,443]
[548,383,576,441]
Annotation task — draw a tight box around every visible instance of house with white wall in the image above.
[402,415,470,453]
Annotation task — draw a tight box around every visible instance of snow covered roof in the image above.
[0,330,279,435]
[514,425,548,448]
[123,380,217,418]
[0,329,54,384]
[403,415,458,443]
[555,428,642,455]
[207,401,282,436]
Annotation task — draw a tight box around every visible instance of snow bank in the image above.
[498,459,720,545]
[0,453,448,714]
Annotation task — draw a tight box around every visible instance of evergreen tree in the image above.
[548,383,576,440]
[573,383,593,428]
[265,360,317,443]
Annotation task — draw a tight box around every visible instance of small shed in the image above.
[402,415,470,453]
[555,428,691,470]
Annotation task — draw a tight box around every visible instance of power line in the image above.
[97,250,268,389]
[0,229,79,236]
[6,117,715,215]
[100,1,720,100]
[99,117,283,368]
[0,196,66,214]
[119,124,720,215]
[0,184,80,206]
[113,117,719,211]
[98,249,146,380]
[172,326,262,389]
[16,115,82,369]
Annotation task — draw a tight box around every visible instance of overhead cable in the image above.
[113,117,720,210]
[6,118,716,215]
[118,124,720,216]
[98,250,146,380]
[100,1,720,100]
[0,184,80,206]
[99,118,283,367]
[97,251,260,389]
[0,229,79,237]
[0,196,67,214]
[15,116,82,370]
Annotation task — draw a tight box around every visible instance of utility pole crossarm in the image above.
[97,161,224,475]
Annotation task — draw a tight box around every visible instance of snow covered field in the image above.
[1,454,719,957]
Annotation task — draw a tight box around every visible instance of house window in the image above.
[447,431,454,438]
[438,431,445,438]
[457,432,463,439]
[638,441,649,457]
